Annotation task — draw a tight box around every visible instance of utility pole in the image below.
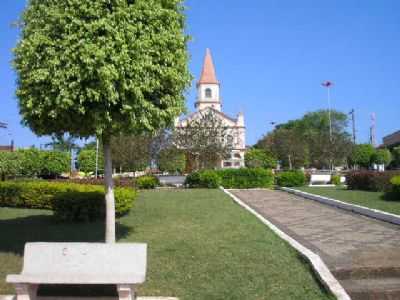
[349,109,356,144]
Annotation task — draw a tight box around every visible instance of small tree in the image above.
[174,110,233,170]
[245,148,277,169]
[349,144,376,169]
[14,0,191,243]
[0,152,20,181]
[78,149,104,174]
[158,147,185,173]
[371,149,392,167]
[39,151,70,178]
[17,148,43,177]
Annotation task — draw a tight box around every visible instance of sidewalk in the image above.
[231,189,400,300]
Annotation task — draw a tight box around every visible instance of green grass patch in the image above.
[0,189,333,300]
[297,186,400,215]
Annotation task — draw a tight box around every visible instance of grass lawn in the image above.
[297,186,400,216]
[0,189,333,300]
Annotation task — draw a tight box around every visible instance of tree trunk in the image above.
[103,137,116,243]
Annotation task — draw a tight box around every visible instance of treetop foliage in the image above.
[14,0,191,138]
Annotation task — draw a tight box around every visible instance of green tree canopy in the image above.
[349,144,376,168]
[158,147,185,173]
[78,149,104,174]
[371,149,392,167]
[256,110,353,169]
[245,148,277,169]
[14,0,191,242]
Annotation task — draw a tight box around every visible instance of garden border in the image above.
[280,187,400,226]
[221,187,351,300]
[0,296,178,300]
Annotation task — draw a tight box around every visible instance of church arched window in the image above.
[205,88,212,98]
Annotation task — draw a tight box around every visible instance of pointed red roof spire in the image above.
[197,48,219,86]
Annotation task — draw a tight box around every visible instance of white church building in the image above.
[176,48,246,169]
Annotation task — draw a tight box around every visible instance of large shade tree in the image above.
[14,0,191,243]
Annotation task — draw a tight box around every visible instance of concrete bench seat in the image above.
[309,174,333,186]
[7,243,147,300]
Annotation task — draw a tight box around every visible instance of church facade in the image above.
[176,49,246,169]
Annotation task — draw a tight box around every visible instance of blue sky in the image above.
[1,0,399,148]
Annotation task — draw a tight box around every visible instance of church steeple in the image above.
[195,48,221,111]
[197,48,219,86]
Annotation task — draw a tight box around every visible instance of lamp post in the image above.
[321,81,334,171]
[321,81,334,142]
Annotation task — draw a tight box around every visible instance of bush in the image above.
[185,172,201,188]
[331,175,341,186]
[390,176,400,197]
[53,178,134,188]
[276,171,306,187]
[346,171,400,192]
[0,181,136,221]
[245,148,277,169]
[136,175,159,189]
[185,168,274,189]
[185,170,221,188]
[217,168,274,189]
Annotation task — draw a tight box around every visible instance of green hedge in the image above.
[0,181,136,222]
[390,176,400,198]
[185,168,274,189]
[136,175,160,189]
[346,171,400,192]
[276,171,306,187]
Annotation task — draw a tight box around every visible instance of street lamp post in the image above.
[321,81,334,171]
[321,81,333,142]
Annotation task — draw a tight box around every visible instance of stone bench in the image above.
[7,243,147,300]
[309,174,332,186]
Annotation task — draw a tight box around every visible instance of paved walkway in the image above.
[230,189,400,299]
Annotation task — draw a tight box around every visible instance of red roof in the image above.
[197,48,219,85]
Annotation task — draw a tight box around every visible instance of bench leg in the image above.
[14,284,38,300]
[117,284,136,300]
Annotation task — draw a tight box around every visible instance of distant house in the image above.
[383,131,400,149]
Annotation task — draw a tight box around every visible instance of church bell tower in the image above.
[195,48,221,111]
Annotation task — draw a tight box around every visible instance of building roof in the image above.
[197,48,219,85]
[0,145,13,152]
[383,130,400,148]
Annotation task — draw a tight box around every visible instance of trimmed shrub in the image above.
[185,168,274,189]
[185,172,201,188]
[331,175,341,186]
[0,181,136,221]
[346,171,400,192]
[199,170,221,188]
[185,170,221,188]
[53,178,134,188]
[276,171,306,187]
[390,176,400,197]
[136,175,159,189]
[216,168,274,189]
